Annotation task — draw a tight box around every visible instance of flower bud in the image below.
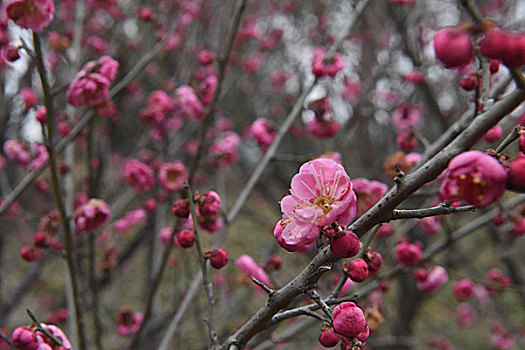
[265,255,282,271]
[209,248,228,269]
[364,251,383,275]
[172,199,190,218]
[20,246,43,262]
[395,241,422,267]
[330,230,360,259]
[332,302,367,338]
[347,258,369,283]
[319,325,340,348]
[453,279,474,301]
[177,230,195,248]
[433,27,473,68]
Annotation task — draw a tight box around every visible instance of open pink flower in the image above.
[312,47,344,78]
[392,103,422,133]
[3,139,30,166]
[157,161,188,192]
[5,0,55,32]
[440,151,507,207]
[173,85,204,120]
[279,158,357,246]
[12,323,71,350]
[121,159,154,192]
[66,56,119,108]
[74,198,110,233]
[352,178,388,217]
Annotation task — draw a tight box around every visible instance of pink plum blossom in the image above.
[173,85,204,120]
[415,266,448,293]
[12,323,71,350]
[248,118,277,150]
[197,191,221,218]
[28,142,48,170]
[306,116,341,138]
[21,88,38,110]
[121,159,154,192]
[67,56,119,108]
[312,47,344,78]
[392,103,422,133]
[140,90,174,125]
[279,158,357,248]
[3,140,30,166]
[235,254,270,288]
[117,309,143,337]
[209,131,241,167]
[453,279,474,301]
[199,74,217,106]
[341,77,362,102]
[74,198,110,233]
[396,241,422,267]
[352,178,388,217]
[5,0,55,32]
[157,161,188,192]
[113,208,147,233]
[440,151,507,207]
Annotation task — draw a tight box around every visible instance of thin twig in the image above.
[388,204,476,221]
[305,289,333,323]
[26,309,67,348]
[251,277,274,295]
[186,182,218,346]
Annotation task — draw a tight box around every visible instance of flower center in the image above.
[314,196,333,214]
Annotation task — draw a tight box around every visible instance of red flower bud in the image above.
[330,230,360,259]
[177,230,195,248]
[319,325,340,348]
[209,248,228,269]
[347,258,369,283]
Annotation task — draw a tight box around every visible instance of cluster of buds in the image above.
[11,323,71,350]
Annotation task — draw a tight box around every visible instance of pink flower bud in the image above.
[116,308,143,337]
[416,266,448,293]
[440,151,507,207]
[506,154,525,191]
[419,216,441,236]
[413,268,428,282]
[480,28,510,59]
[332,302,367,338]
[3,140,30,166]
[330,230,360,259]
[347,258,369,283]
[490,59,500,73]
[312,47,344,78]
[512,217,525,236]
[248,118,277,150]
[395,241,422,267]
[177,230,195,248]
[198,191,221,218]
[265,255,282,271]
[319,326,340,348]
[454,279,474,301]
[460,74,477,91]
[365,251,383,275]
[172,199,190,218]
[144,199,157,212]
[209,248,228,269]
[20,246,43,262]
[35,106,47,124]
[235,254,270,290]
[3,45,20,62]
[433,27,473,68]
[483,125,502,143]
[501,32,525,68]
[12,326,38,350]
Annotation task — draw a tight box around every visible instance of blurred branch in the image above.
[33,32,86,350]
[188,0,248,182]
